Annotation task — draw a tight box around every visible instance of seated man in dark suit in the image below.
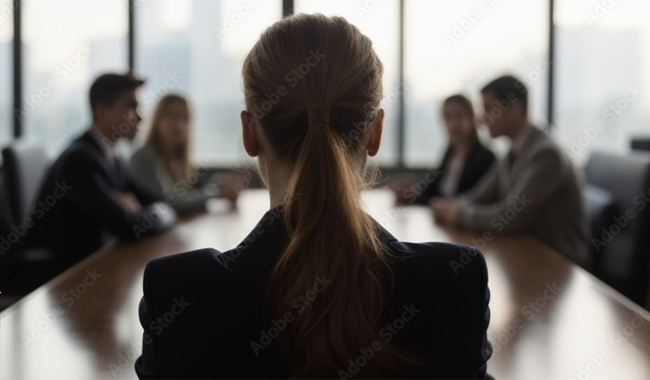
[26,73,175,264]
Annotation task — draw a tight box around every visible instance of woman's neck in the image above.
[259,158,291,209]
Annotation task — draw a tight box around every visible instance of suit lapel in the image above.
[500,126,542,195]
[81,130,122,189]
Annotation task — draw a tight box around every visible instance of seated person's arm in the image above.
[456,149,565,233]
[65,151,175,241]
[125,162,164,207]
[412,171,443,205]
[458,162,501,205]
[388,173,441,206]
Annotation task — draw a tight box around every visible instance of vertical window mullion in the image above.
[13,0,22,138]
[547,0,555,128]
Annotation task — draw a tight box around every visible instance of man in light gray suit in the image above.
[432,75,590,268]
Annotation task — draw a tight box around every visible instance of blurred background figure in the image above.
[390,94,495,205]
[25,73,176,265]
[130,94,242,215]
[432,76,590,268]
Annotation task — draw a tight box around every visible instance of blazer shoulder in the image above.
[528,127,562,154]
[130,145,159,168]
[142,248,233,309]
[144,247,225,280]
[390,240,488,283]
[526,132,567,170]
[57,136,105,167]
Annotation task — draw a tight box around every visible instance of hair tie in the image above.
[305,104,331,125]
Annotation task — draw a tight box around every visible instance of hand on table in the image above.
[429,197,460,227]
[386,176,418,205]
[115,192,142,213]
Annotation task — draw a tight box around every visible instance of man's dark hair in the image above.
[89,72,145,118]
[481,75,528,116]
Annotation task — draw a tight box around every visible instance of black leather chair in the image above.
[631,138,650,152]
[2,140,50,224]
[1,141,57,302]
[583,184,620,264]
[584,151,650,306]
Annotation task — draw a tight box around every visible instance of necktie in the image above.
[112,155,122,186]
[507,150,517,175]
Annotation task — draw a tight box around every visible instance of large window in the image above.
[295,0,400,166]
[22,0,128,155]
[0,0,11,149]
[404,0,549,167]
[136,0,282,166]
[555,0,650,164]
[6,1,650,168]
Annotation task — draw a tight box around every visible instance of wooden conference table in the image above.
[2,189,650,379]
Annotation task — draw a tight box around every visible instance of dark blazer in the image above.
[26,130,175,263]
[135,207,493,379]
[415,142,495,204]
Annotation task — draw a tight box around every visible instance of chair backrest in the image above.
[585,151,650,235]
[584,150,650,304]
[631,138,650,152]
[2,140,50,224]
[583,184,619,260]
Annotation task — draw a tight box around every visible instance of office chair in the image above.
[584,150,650,306]
[2,140,50,224]
[631,138,650,152]
[1,140,57,304]
[583,184,620,263]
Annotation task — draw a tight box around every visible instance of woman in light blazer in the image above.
[130,95,240,215]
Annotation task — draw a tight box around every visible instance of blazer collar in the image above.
[237,206,398,247]
[511,124,537,156]
[80,128,109,157]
